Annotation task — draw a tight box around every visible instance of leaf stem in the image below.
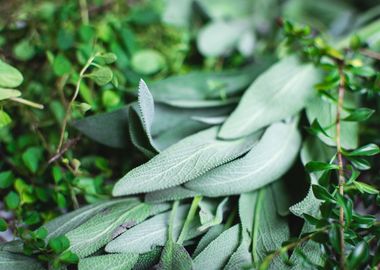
[177,196,202,245]
[252,188,265,266]
[9,97,44,109]
[169,201,180,242]
[336,63,346,270]
[56,53,98,154]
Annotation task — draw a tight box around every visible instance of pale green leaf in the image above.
[224,231,252,270]
[105,205,190,253]
[87,67,113,86]
[219,56,319,139]
[163,0,193,27]
[67,199,169,258]
[195,0,253,20]
[78,253,139,270]
[112,126,260,196]
[43,199,130,240]
[186,120,301,196]
[148,61,272,108]
[192,224,224,258]
[133,248,161,270]
[0,88,21,101]
[198,198,229,231]
[197,19,251,57]
[0,59,23,88]
[193,225,240,270]
[145,186,201,203]
[157,241,193,270]
[252,185,289,268]
[0,251,44,270]
[131,50,165,75]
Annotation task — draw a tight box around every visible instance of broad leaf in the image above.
[105,205,190,253]
[0,88,21,101]
[113,126,260,196]
[186,120,301,196]
[66,199,169,258]
[197,19,251,57]
[251,185,289,268]
[198,198,229,231]
[43,199,130,240]
[0,251,43,270]
[145,186,201,203]
[157,241,193,270]
[0,60,23,88]
[72,107,130,148]
[78,253,139,270]
[192,224,224,258]
[219,56,319,139]
[133,248,162,270]
[193,225,240,270]
[147,62,272,108]
[224,231,252,270]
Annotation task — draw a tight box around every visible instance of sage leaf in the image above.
[133,248,162,270]
[186,120,301,196]
[198,198,229,231]
[0,60,23,88]
[72,106,130,148]
[157,241,193,270]
[145,186,201,203]
[219,56,319,139]
[224,231,252,270]
[197,19,251,57]
[148,62,272,108]
[43,199,130,240]
[0,251,43,270]
[113,126,260,196]
[251,185,289,268]
[67,199,169,258]
[0,88,21,101]
[78,253,139,270]
[105,205,190,253]
[192,224,224,258]
[193,225,240,270]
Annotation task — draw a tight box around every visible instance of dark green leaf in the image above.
[312,185,335,202]
[343,108,374,122]
[305,161,339,172]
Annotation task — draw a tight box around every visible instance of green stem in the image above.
[56,53,99,154]
[169,201,180,242]
[177,196,202,245]
[252,188,265,266]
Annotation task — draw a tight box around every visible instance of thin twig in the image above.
[79,0,89,24]
[336,63,346,270]
[56,53,98,154]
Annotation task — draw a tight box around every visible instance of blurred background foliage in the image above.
[1,0,380,240]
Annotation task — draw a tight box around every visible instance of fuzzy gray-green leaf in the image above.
[78,253,139,270]
[193,225,240,270]
[186,120,301,196]
[112,126,259,196]
[105,205,189,253]
[219,56,319,139]
[158,241,193,270]
[66,199,169,258]
[43,199,129,240]
[0,251,43,270]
